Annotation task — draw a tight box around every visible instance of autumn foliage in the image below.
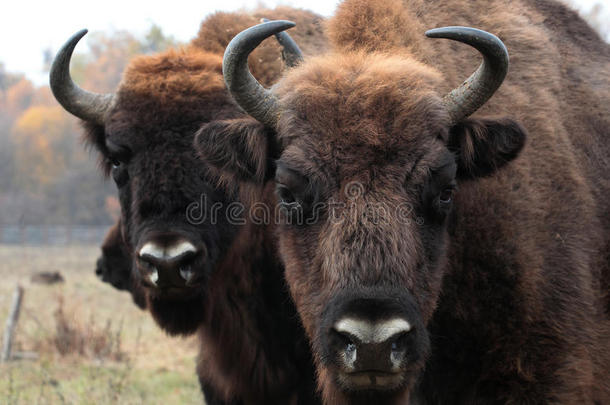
[0,25,177,225]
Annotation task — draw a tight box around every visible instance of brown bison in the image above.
[212,0,610,403]
[95,221,146,309]
[50,8,326,404]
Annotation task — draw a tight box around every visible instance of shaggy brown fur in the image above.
[208,0,609,403]
[76,8,325,405]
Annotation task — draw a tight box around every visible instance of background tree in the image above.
[0,24,178,226]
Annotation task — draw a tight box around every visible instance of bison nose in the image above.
[136,239,203,288]
[330,318,412,374]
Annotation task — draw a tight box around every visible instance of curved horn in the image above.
[261,18,304,67]
[49,29,114,125]
[425,27,509,124]
[223,20,296,128]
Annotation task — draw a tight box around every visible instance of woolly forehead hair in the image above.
[275,51,448,146]
[117,47,225,102]
[278,51,442,104]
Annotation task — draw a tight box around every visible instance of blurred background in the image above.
[0,0,607,403]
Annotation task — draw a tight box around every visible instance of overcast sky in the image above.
[0,0,606,85]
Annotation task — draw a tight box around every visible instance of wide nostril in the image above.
[138,256,160,286]
[179,265,195,283]
[390,331,410,363]
[391,331,410,350]
[330,328,358,367]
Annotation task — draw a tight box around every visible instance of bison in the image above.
[95,220,146,309]
[50,8,325,404]
[212,0,610,403]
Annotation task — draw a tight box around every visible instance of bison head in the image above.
[50,27,302,335]
[211,21,527,403]
[96,220,146,309]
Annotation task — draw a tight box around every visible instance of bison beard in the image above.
[51,8,326,405]
[218,0,610,404]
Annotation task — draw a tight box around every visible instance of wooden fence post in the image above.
[1,285,24,362]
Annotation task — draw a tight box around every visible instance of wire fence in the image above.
[0,225,110,246]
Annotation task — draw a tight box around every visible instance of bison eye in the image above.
[275,163,319,225]
[110,158,129,187]
[106,140,132,167]
[276,184,298,206]
[439,186,455,205]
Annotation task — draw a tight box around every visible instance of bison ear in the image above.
[448,117,527,180]
[194,117,275,184]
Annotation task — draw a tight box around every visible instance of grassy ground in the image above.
[0,245,202,404]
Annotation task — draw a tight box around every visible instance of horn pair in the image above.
[223,21,509,127]
[49,25,305,125]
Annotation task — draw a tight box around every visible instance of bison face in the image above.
[85,98,242,334]
[269,54,526,403]
[103,109,236,296]
[94,97,240,334]
[218,38,525,401]
[268,62,451,401]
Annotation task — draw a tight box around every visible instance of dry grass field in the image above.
[0,244,202,404]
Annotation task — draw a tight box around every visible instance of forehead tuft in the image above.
[119,47,225,102]
[106,47,231,138]
[277,52,447,145]
[276,52,448,175]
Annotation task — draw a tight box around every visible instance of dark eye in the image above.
[110,157,121,169]
[110,157,129,187]
[439,186,454,204]
[276,184,298,205]
[105,140,131,168]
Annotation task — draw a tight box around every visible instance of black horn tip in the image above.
[50,28,113,125]
[50,28,88,85]
[71,28,89,42]
[425,26,508,63]
[58,28,89,61]
[425,26,510,123]
[425,26,494,39]
[258,19,297,31]
[261,17,304,68]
